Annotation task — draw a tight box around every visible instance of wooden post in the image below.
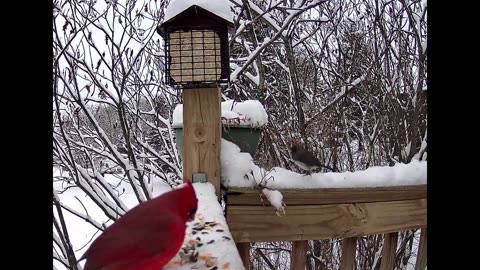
[340,237,357,270]
[183,88,221,198]
[291,240,307,270]
[380,232,398,270]
[236,242,250,269]
[415,228,427,270]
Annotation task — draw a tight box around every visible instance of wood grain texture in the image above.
[415,228,427,270]
[291,241,308,270]
[340,237,358,270]
[236,242,250,269]
[380,232,398,270]
[227,199,426,242]
[183,88,221,197]
[227,185,427,206]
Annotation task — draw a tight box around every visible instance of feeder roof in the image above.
[164,0,234,25]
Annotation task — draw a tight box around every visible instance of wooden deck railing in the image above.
[226,185,427,270]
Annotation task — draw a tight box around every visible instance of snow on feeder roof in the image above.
[163,0,234,25]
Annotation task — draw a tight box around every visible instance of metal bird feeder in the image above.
[157,4,234,89]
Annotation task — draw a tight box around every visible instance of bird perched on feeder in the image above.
[290,140,327,175]
[80,181,198,270]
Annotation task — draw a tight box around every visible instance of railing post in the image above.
[380,232,398,270]
[237,242,250,269]
[415,228,427,270]
[291,240,307,270]
[340,237,358,270]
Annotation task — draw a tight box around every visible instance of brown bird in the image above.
[290,140,331,174]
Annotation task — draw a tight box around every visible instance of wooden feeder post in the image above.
[157,2,234,198]
[183,88,221,196]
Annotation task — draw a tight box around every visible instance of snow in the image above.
[261,189,286,216]
[172,99,268,128]
[220,139,263,188]
[172,104,184,128]
[231,0,282,33]
[221,99,268,127]
[421,0,427,8]
[230,37,271,82]
[220,139,427,189]
[164,182,245,270]
[164,0,234,24]
[319,15,329,22]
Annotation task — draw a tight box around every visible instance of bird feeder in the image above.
[157,0,234,198]
[157,3,234,89]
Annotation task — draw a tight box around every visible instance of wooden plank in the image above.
[380,232,398,270]
[236,242,250,269]
[183,88,221,197]
[414,228,427,270]
[227,185,427,206]
[291,241,308,270]
[227,199,426,242]
[340,237,357,270]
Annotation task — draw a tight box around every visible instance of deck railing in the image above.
[226,185,427,270]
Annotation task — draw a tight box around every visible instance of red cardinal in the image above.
[80,181,198,270]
